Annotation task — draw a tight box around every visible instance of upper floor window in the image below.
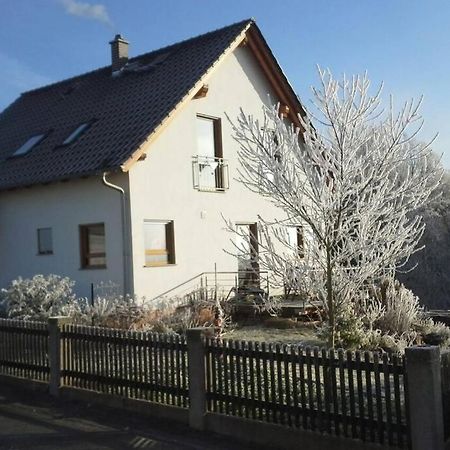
[144,220,175,267]
[193,115,229,191]
[11,133,47,157]
[37,227,53,255]
[79,223,106,269]
[62,122,92,145]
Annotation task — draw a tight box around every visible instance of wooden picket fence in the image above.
[205,338,409,448]
[60,324,189,408]
[0,318,412,448]
[0,318,49,381]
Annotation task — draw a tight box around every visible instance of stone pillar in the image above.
[186,327,209,430]
[48,316,70,397]
[405,346,445,450]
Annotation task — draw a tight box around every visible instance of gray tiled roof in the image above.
[0,19,253,191]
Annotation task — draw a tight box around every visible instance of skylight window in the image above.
[12,134,46,157]
[62,122,91,145]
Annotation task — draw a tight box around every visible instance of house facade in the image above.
[0,20,305,300]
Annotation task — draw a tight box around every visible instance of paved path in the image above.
[0,385,272,450]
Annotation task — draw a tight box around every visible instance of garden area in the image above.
[1,272,449,356]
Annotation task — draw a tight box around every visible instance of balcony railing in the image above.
[192,155,229,192]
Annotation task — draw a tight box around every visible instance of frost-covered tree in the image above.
[229,68,442,347]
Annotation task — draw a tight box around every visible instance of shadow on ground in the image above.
[0,384,271,450]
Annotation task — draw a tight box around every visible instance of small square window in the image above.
[37,228,53,255]
[79,223,106,269]
[144,220,175,266]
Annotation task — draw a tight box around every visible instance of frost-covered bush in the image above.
[369,278,424,335]
[420,320,450,346]
[1,274,77,321]
[318,300,366,349]
[73,295,149,329]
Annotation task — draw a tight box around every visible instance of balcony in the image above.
[192,155,229,192]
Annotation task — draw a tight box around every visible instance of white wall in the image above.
[128,46,290,299]
[0,174,128,299]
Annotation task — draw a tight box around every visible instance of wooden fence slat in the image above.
[283,343,292,427]
[393,354,404,448]
[255,341,263,421]
[321,347,331,434]
[330,349,339,436]
[291,345,300,428]
[313,347,323,431]
[261,342,269,422]
[373,352,384,444]
[338,349,348,438]
[346,350,357,439]
[365,351,375,443]
[382,353,394,446]
[355,351,365,441]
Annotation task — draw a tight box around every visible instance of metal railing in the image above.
[149,270,269,305]
[192,156,229,192]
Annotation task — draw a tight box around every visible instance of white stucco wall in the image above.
[0,174,128,299]
[128,45,290,299]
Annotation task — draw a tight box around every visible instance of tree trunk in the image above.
[326,247,335,348]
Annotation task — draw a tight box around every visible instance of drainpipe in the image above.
[102,172,129,298]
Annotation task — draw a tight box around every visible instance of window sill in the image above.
[194,188,227,193]
[37,252,53,256]
[143,264,177,268]
[79,265,107,270]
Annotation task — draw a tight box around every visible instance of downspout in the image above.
[102,172,129,298]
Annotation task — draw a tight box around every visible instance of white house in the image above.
[0,19,306,301]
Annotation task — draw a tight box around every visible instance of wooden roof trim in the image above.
[120,22,253,172]
[245,27,305,128]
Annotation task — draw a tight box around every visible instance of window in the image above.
[259,128,282,186]
[196,115,222,159]
[236,223,259,288]
[11,133,47,157]
[144,220,175,266]
[193,115,228,191]
[79,223,106,268]
[62,122,92,145]
[288,225,305,258]
[37,228,53,255]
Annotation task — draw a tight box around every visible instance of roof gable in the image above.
[0,19,304,191]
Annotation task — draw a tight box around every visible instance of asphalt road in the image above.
[0,384,271,450]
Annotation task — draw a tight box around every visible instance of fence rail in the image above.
[60,324,189,408]
[205,338,408,448]
[0,318,49,381]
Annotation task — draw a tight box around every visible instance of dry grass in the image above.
[223,323,323,346]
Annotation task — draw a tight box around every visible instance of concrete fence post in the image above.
[405,346,445,450]
[48,316,70,397]
[186,327,209,430]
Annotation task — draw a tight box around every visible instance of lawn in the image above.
[222,322,323,346]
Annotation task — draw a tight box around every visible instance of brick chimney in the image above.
[109,34,129,72]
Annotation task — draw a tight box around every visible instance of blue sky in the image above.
[1,0,450,167]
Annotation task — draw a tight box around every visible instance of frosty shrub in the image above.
[420,320,450,346]
[373,278,424,334]
[73,295,148,329]
[318,300,366,349]
[1,274,77,321]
